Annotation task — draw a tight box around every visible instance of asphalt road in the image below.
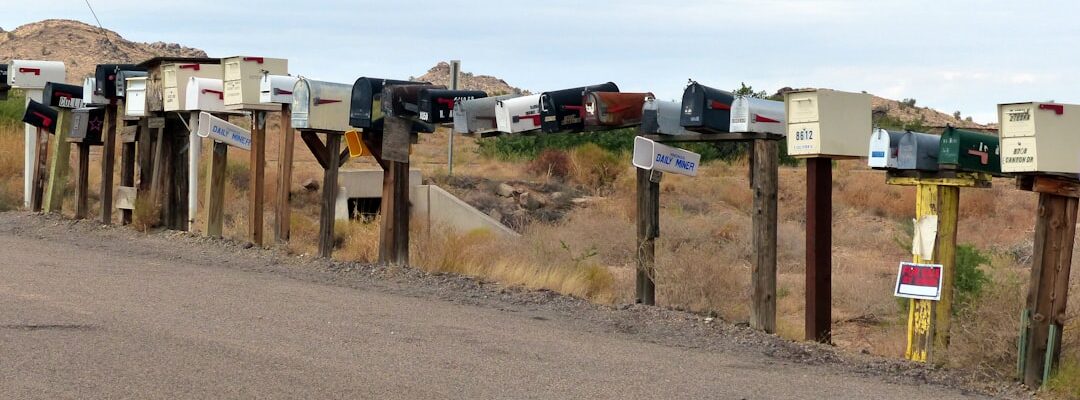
[0,216,989,399]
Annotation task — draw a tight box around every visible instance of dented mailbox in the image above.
[418,89,486,123]
[896,131,940,171]
[998,102,1080,174]
[8,60,66,90]
[680,81,734,134]
[785,88,871,158]
[453,94,520,135]
[495,94,543,134]
[867,128,902,169]
[640,98,692,136]
[162,62,223,112]
[43,82,83,109]
[260,74,299,104]
[291,78,353,133]
[349,77,416,129]
[938,126,1000,174]
[94,64,142,99]
[68,107,106,145]
[184,77,228,112]
[583,91,652,128]
[540,82,619,133]
[730,96,785,135]
[23,100,59,133]
[222,56,288,109]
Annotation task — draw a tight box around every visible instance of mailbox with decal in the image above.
[896,131,940,171]
[8,60,66,90]
[291,78,353,133]
[680,81,734,134]
[349,77,416,129]
[22,100,59,133]
[68,107,106,145]
[222,56,287,110]
[583,91,651,128]
[998,102,1080,174]
[184,77,228,112]
[94,64,142,99]
[418,89,486,124]
[540,82,619,133]
[785,88,871,158]
[730,96,784,135]
[43,82,84,109]
[124,76,149,117]
[867,128,902,169]
[260,74,299,104]
[495,94,543,134]
[453,94,519,135]
[83,78,107,106]
[0,65,8,100]
[938,126,1000,174]
[640,98,692,136]
[162,62,223,112]
[381,83,440,118]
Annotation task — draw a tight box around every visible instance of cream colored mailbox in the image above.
[260,74,299,104]
[999,102,1080,174]
[222,56,287,110]
[185,77,228,112]
[124,76,149,117]
[785,89,871,158]
[291,78,352,133]
[7,60,66,89]
[162,62,223,112]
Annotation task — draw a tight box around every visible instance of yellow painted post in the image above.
[43,110,73,213]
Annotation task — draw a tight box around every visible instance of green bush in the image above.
[0,89,26,127]
[953,244,990,309]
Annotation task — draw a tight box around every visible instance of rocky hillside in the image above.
[869,96,989,130]
[0,19,206,83]
[415,62,529,95]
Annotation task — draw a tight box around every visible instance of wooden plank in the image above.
[750,139,778,333]
[635,167,659,305]
[1022,192,1077,387]
[30,127,49,212]
[318,133,341,258]
[1031,175,1080,198]
[150,127,166,212]
[74,144,91,219]
[43,109,73,213]
[249,111,266,246]
[275,105,294,244]
[886,170,992,188]
[379,116,413,265]
[805,157,833,343]
[301,130,330,170]
[137,117,153,193]
[119,119,138,225]
[100,103,118,224]
[205,141,228,238]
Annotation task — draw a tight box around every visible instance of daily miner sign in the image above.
[196,111,252,151]
[631,136,701,177]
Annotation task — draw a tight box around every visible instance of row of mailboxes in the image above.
[163,62,223,112]
[540,82,619,133]
[867,127,1002,174]
[583,92,652,128]
[68,107,107,145]
[453,94,520,135]
[7,60,66,90]
[223,56,288,110]
[998,102,1080,174]
[260,74,299,104]
[291,78,354,133]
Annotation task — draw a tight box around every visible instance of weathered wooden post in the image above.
[222,56,288,247]
[196,112,253,238]
[998,101,1080,388]
[117,70,150,223]
[784,88,872,342]
[41,82,82,214]
[20,100,57,212]
[181,74,236,235]
[67,107,107,219]
[6,60,65,209]
[93,63,143,224]
[259,74,300,244]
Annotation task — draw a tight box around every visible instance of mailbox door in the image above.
[44,82,84,109]
[539,82,619,133]
[83,78,108,106]
[125,77,149,117]
[867,128,891,168]
[223,56,288,108]
[23,100,59,133]
[260,74,299,104]
[938,127,1001,174]
[349,77,416,129]
[455,94,517,134]
[495,95,542,133]
[679,82,733,133]
[68,107,106,145]
[418,89,486,123]
[185,77,226,112]
[9,60,66,89]
[585,92,650,128]
[730,96,784,134]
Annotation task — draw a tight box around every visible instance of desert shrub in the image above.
[526,149,571,180]
[131,194,161,232]
[570,144,623,193]
[953,244,991,310]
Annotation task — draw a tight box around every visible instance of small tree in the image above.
[733,82,769,99]
[953,111,962,119]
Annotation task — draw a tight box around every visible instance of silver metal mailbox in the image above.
[494,94,542,134]
[640,97,692,136]
[867,128,901,169]
[453,94,519,135]
[184,77,227,112]
[260,74,299,104]
[896,131,940,171]
[998,102,1080,174]
[730,96,785,135]
[7,60,66,89]
[291,78,353,133]
[162,62,223,112]
[222,56,288,110]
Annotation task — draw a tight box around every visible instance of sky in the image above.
[4,0,1078,124]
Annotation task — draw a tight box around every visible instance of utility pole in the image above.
[447,60,460,176]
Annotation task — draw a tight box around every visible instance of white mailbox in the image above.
[291,78,352,133]
[998,102,1080,174]
[453,94,519,135]
[83,77,107,106]
[162,62,223,112]
[260,74,299,104]
[185,77,228,112]
[785,89,871,158]
[730,96,785,135]
[640,98,692,136]
[222,56,288,110]
[7,60,66,89]
[494,94,542,134]
[124,76,149,117]
[867,128,901,169]
[114,70,147,99]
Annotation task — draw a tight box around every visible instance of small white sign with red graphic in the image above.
[894,262,943,300]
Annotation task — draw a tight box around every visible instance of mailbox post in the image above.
[8,60,65,209]
[21,100,59,212]
[41,82,83,214]
[93,63,142,224]
[68,107,106,219]
[260,74,299,244]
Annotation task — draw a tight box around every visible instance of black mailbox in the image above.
[680,81,734,133]
[23,100,59,133]
[43,82,84,109]
[381,83,443,118]
[0,65,9,101]
[539,82,619,133]
[349,77,417,129]
[68,107,106,145]
[418,89,486,123]
[94,64,144,99]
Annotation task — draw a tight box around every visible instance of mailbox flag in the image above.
[632,136,701,177]
[196,111,252,151]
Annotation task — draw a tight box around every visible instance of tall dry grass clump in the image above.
[569,144,625,195]
[0,124,25,211]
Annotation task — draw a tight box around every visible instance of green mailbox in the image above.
[938,126,1001,175]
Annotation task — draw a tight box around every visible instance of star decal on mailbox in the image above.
[88,117,103,133]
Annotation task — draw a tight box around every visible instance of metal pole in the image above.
[447,60,460,176]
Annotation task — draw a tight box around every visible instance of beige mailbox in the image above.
[785,89,871,158]
[999,102,1080,174]
[291,78,352,133]
[222,56,287,110]
[162,62,223,112]
[7,60,66,89]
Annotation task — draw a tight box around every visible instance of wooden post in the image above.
[1018,176,1079,387]
[30,127,49,212]
[205,141,228,238]
[150,126,166,211]
[169,122,190,231]
[43,110,73,214]
[119,122,138,225]
[750,139,778,333]
[100,102,118,224]
[635,167,659,305]
[805,157,833,342]
[378,116,411,266]
[74,143,91,219]
[249,111,267,246]
[318,133,342,258]
[275,104,294,244]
